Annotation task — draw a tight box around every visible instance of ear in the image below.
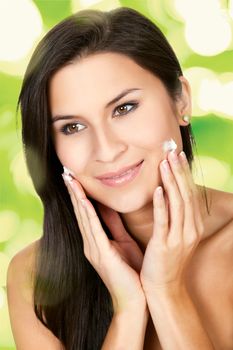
[176,76,192,126]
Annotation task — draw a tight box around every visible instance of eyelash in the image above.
[59,101,139,136]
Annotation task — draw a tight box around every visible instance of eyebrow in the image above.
[51,87,142,123]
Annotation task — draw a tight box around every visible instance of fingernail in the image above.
[63,166,75,177]
[179,151,187,162]
[170,150,179,162]
[62,173,72,182]
[161,159,170,172]
[156,186,163,198]
[62,173,74,188]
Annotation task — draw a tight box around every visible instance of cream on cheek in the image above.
[61,138,178,182]
[60,137,177,180]
[55,136,89,181]
[161,138,177,153]
[62,166,75,182]
[59,106,178,181]
[61,158,86,182]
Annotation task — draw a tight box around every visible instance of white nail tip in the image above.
[63,173,73,182]
[162,138,177,152]
[62,166,75,182]
[63,166,75,176]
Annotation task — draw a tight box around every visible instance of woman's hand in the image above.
[62,175,146,314]
[140,150,205,296]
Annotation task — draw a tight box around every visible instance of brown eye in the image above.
[60,123,85,135]
[116,105,128,113]
[60,102,139,136]
[114,102,138,117]
[67,124,78,133]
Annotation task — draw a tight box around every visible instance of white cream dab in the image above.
[162,138,177,153]
[63,166,75,182]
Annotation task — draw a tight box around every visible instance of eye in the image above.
[59,101,139,136]
[113,102,138,117]
[60,123,85,135]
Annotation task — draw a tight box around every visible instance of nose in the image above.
[93,125,127,163]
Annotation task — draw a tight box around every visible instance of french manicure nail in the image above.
[170,150,178,162]
[179,151,187,162]
[62,173,74,190]
[161,159,170,172]
[62,173,73,182]
[63,166,75,177]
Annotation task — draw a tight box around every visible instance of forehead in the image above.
[51,52,158,84]
[49,52,164,114]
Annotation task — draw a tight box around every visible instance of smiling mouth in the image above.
[95,160,144,180]
[96,160,144,187]
[106,162,143,179]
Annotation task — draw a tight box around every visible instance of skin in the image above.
[50,52,207,255]
[8,52,231,349]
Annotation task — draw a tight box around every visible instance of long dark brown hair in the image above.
[17,6,209,349]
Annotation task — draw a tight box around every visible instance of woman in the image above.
[7,6,233,350]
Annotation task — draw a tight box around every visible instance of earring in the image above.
[182,115,190,123]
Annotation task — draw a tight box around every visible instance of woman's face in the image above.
[49,52,189,213]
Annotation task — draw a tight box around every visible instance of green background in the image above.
[0,0,232,348]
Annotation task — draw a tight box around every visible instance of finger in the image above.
[178,152,204,236]
[63,177,93,254]
[62,176,84,233]
[63,178,112,263]
[80,197,112,252]
[167,150,196,243]
[68,180,111,259]
[152,186,168,242]
[71,180,114,252]
[160,157,184,241]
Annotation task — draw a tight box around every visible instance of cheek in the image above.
[54,139,90,176]
[128,113,171,152]
[130,101,183,155]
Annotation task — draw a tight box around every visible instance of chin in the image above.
[100,194,153,214]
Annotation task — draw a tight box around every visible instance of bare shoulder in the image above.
[187,187,233,349]
[209,185,233,210]
[9,238,41,271]
[193,185,233,295]
[211,186,233,215]
[199,185,233,253]
[7,239,41,300]
[7,238,63,349]
[197,185,233,239]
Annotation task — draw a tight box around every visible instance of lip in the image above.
[95,160,144,179]
[96,160,144,187]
